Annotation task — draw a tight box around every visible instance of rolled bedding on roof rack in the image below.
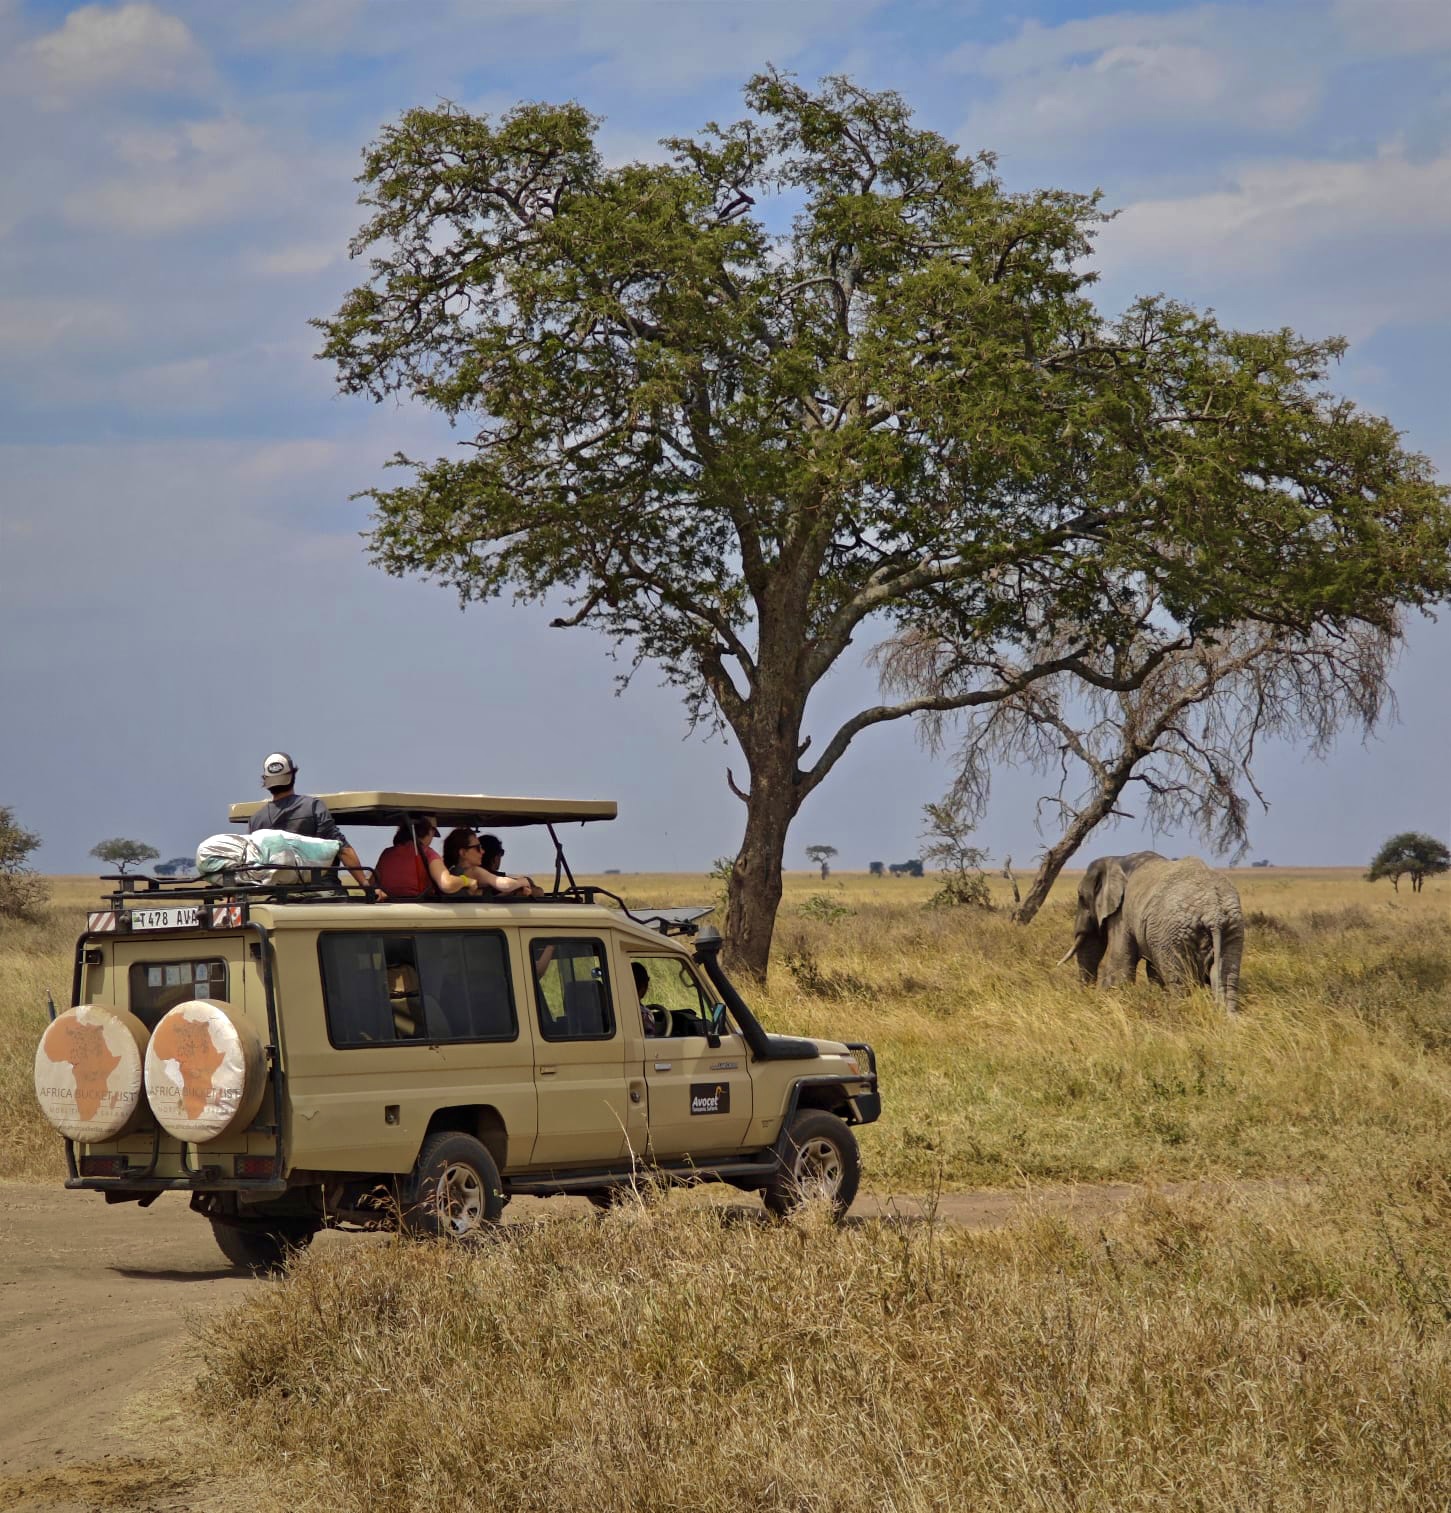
[196,829,342,886]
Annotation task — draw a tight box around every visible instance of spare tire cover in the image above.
[144,999,267,1143]
[34,1005,151,1142]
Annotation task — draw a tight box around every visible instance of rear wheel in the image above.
[403,1132,505,1239]
[762,1110,860,1221]
[584,1174,664,1212]
[209,1217,318,1275]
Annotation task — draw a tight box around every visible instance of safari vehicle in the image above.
[33,793,880,1271]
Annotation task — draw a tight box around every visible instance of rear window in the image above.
[319,931,517,1047]
[128,959,229,1028]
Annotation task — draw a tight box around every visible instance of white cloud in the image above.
[1096,144,1451,338]
[0,297,131,354]
[1333,0,1451,55]
[244,241,342,277]
[575,0,884,94]
[26,3,204,100]
[239,439,343,481]
[954,5,1324,150]
[67,117,342,235]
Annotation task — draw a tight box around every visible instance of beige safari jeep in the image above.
[34,793,880,1271]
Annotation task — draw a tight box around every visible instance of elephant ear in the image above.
[1095,861,1127,925]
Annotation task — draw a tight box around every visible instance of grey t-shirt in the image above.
[247,793,347,848]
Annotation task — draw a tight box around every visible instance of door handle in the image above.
[653,1061,672,1071]
[539,1065,558,1075]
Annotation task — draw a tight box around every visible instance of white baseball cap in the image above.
[260,751,298,790]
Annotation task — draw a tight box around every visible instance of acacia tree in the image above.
[1367,832,1450,893]
[318,72,1451,976]
[804,844,837,879]
[878,606,1397,922]
[90,838,159,875]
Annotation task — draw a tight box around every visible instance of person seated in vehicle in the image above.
[632,960,664,1037]
[443,829,541,899]
[386,961,424,1038]
[374,818,480,900]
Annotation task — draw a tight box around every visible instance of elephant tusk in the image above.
[1055,944,1078,967]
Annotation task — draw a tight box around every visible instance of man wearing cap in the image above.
[251,752,386,900]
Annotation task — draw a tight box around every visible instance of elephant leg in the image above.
[1098,924,1139,988]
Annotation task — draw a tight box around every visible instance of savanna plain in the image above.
[2,868,1449,1511]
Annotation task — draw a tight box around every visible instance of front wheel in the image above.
[209,1217,318,1275]
[403,1131,505,1239]
[762,1110,861,1221]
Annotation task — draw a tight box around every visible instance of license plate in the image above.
[128,905,199,931]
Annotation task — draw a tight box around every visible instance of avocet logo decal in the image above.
[690,1082,730,1115]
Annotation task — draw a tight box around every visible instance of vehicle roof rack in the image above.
[228,792,617,829]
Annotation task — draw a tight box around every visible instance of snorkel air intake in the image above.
[693,925,820,1062]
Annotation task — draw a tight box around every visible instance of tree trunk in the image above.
[725,766,798,979]
[722,673,807,980]
[1013,766,1140,925]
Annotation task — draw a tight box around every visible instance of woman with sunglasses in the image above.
[443,829,540,899]
[374,817,481,899]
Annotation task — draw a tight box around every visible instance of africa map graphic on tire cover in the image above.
[34,1005,150,1141]
[144,999,267,1142]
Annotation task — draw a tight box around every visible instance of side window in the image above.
[531,938,614,1041]
[319,931,518,1046]
[319,933,396,1046]
[633,956,718,1037]
[415,933,516,1041]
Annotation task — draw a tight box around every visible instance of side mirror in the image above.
[705,1001,726,1046]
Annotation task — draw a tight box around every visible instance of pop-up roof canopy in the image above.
[229,792,617,830]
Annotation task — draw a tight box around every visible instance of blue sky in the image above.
[2,0,1449,876]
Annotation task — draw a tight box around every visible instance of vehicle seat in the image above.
[420,994,450,1040]
[387,963,423,1038]
[562,979,606,1036]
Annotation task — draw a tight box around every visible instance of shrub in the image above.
[0,806,48,920]
[798,893,853,925]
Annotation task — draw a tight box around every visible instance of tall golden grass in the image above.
[195,1172,1451,1511]
[6,868,1451,1507]
[0,876,94,1180]
[3,869,1448,1191]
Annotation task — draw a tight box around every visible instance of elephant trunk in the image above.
[1059,926,1104,982]
[1210,922,1241,1014]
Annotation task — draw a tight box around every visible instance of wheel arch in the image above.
[422,1105,511,1172]
[790,1080,855,1122]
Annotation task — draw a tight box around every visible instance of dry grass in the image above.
[195,1170,1451,1512]
[613,867,1451,1192]
[4,869,1449,1192]
[0,876,95,1180]
[8,868,1451,1507]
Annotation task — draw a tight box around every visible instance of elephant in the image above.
[1058,852,1244,1013]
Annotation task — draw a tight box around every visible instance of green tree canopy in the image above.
[0,805,48,919]
[319,71,1451,975]
[90,838,160,875]
[1367,832,1450,893]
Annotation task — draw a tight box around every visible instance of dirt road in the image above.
[0,1178,1161,1510]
